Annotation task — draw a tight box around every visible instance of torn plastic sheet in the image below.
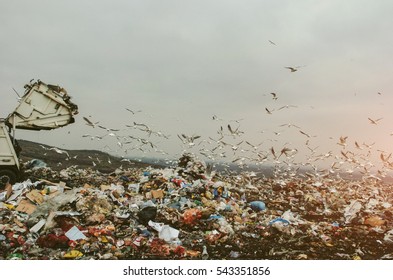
[148,220,180,243]
[159,225,180,243]
[28,187,82,224]
[65,225,87,241]
[148,221,164,232]
[128,183,140,193]
[281,210,305,225]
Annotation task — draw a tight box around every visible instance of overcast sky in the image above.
[1,0,393,171]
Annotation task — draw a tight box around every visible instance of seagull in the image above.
[120,158,133,164]
[299,130,311,138]
[245,141,263,150]
[362,142,375,149]
[132,121,150,131]
[380,152,392,163]
[98,125,120,132]
[48,147,70,158]
[278,147,297,159]
[354,141,363,150]
[125,108,142,114]
[278,105,298,110]
[337,136,348,147]
[83,117,98,128]
[270,147,277,159]
[270,92,278,100]
[368,117,383,125]
[280,123,301,129]
[265,107,274,114]
[268,40,277,46]
[285,66,305,72]
[177,134,201,147]
[227,124,244,137]
[221,140,243,152]
[285,66,298,72]
[212,115,223,121]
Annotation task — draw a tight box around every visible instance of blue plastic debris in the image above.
[207,214,223,221]
[250,201,266,211]
[269,217,290,226]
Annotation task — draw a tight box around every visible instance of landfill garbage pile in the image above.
[1,153,393,260]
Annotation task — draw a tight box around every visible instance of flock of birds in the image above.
[53,92,391,184]
[38,40,393,182]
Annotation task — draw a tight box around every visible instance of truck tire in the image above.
[0,169,17,185]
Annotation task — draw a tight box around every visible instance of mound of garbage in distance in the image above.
[1,142,393,260]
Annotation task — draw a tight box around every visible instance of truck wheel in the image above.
[0,169,17,185]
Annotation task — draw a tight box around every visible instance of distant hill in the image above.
[17,140,393,183]
[17,139,162,173]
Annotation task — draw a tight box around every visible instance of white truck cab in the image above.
[0,80,78,184]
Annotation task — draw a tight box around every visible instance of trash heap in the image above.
[1,153,393,260]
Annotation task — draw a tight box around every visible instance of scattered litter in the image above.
[0,152,392,260]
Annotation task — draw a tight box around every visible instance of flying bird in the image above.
[270,147,277,159]
[125,108,142,114]
[268,40,277,46]
[354,141,363,150]
[98,125,120,132]
[212,115,223,121]
[83,117,98,128]
[280,123,301,129]
[221,140,243,152]
[278,105,297,110]
[279,147,297,159]
[299,130,311,138]
[265,107,274,114]
[227,124,244,137]
[177,134,201,147]
[285,67,298,72]
[270,92,278,100]
[337,136,348,147]
[285,65,305,72]
[245,141,263,150]
[48,147,70,158]
[368,117,383,125]
[362,142,375,149]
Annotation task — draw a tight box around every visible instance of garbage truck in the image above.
[0,80,78,184]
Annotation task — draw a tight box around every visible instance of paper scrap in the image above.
[15,200,37,215]
[151,189,164,199]
[26,189,44,205]
[100,184,111,191]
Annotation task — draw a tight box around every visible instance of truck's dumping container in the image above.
[6,80,78,130]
